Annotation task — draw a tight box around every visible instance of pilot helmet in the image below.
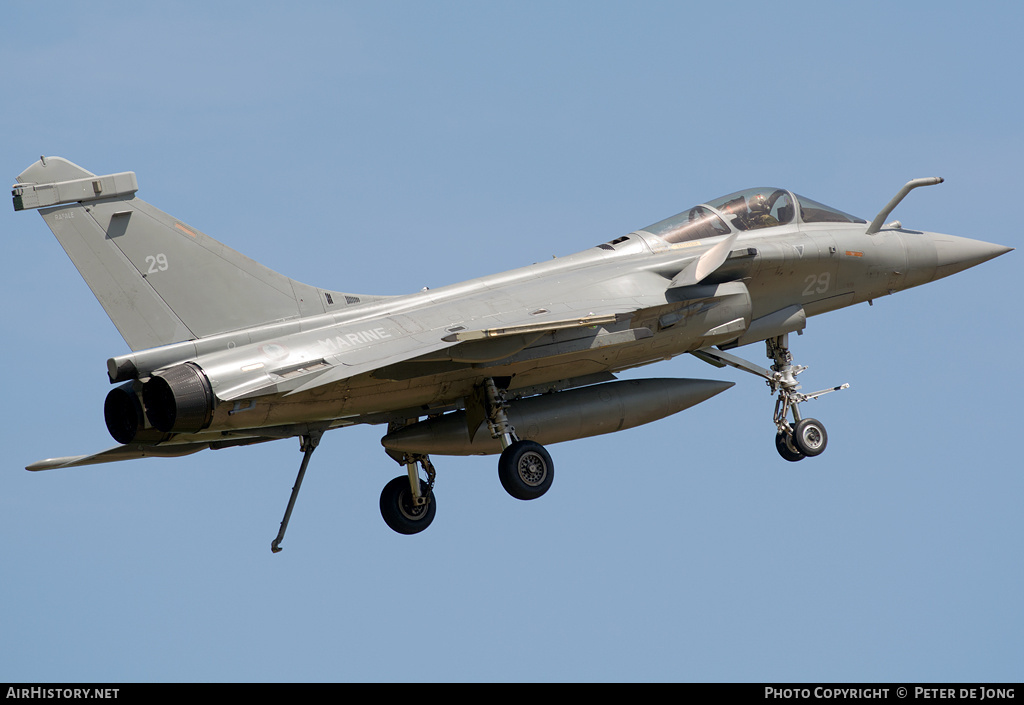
[749,192,769,213]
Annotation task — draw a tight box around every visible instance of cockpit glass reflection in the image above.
[641,206,731,244]
[706,188,795,231]
[793,194,866,224]
[631,187,866,249]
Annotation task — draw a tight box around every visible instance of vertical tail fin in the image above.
[14,157,331,351]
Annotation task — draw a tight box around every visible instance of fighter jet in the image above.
[12,157,1012,550]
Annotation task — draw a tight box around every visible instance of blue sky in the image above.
[1,1,1020,682]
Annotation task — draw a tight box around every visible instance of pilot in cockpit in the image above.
[745,193,779,230]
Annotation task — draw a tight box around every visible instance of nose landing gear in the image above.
[694,334,847,462]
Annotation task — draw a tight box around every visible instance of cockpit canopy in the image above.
[639,187,866,246]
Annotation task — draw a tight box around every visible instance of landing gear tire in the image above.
[498,440,554,500]
[775,432,805,462]
[379,476,436,535]
[792,418,827,457]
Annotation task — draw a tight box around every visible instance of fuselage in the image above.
[116,210,1005,448]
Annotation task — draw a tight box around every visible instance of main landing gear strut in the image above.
[378,377,555,535]
[483,377,555,501]
[694,334,848,462]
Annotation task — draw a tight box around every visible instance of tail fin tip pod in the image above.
[12,156,359,352]
[14,156,138,211]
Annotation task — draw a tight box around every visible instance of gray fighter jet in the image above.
[13,157,1012,550]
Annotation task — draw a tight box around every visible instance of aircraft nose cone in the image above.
[932,235,1013,281]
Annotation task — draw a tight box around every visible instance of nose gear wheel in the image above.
[792,417,828,457]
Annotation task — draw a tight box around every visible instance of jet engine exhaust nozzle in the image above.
[142,362,215,434]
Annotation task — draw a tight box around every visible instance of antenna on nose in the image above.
[866,177,944,235]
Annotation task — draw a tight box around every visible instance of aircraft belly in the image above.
[203,334,679,433]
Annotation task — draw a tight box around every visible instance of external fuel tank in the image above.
[381,377,734,455]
